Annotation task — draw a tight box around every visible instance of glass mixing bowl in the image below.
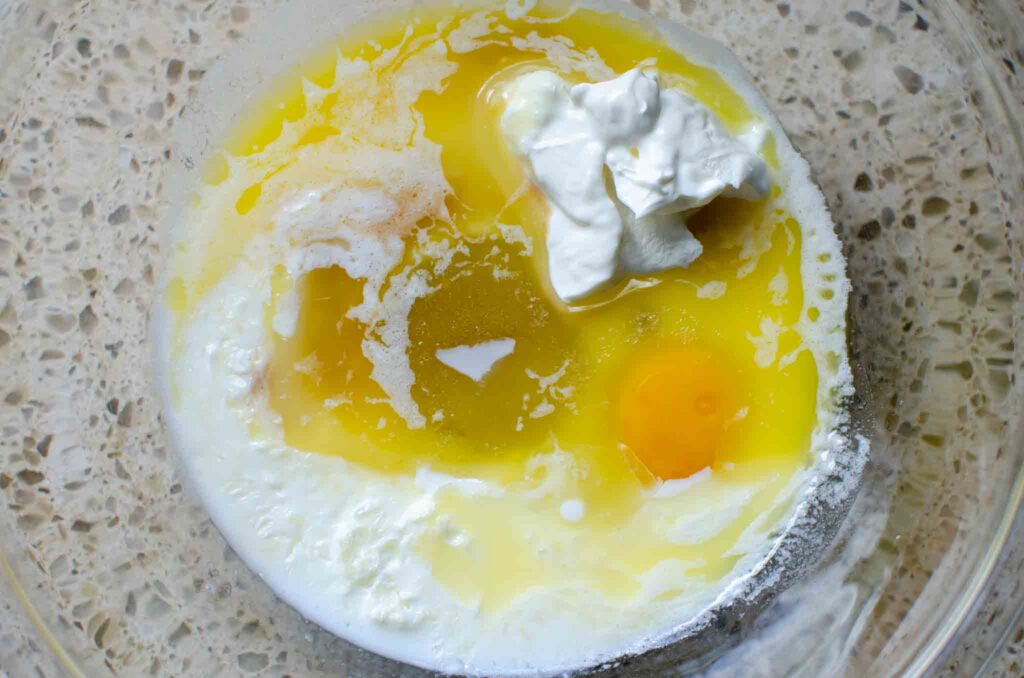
[1,0,1022,675]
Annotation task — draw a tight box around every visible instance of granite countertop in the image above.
[1,0,1022,675]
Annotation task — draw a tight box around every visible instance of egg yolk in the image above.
[617,345,738,480]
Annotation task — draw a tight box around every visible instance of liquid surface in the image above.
[159,1,845,670]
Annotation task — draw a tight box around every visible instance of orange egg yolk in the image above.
[617,344,739,480]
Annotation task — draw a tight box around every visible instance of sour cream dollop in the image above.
[501,68,771,302]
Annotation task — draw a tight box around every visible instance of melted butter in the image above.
[423,454,799,611]
[166,2,819,612]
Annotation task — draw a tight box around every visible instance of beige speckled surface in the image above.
[1,0,1022,676]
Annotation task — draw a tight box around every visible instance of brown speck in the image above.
[71,519,94,532]
[975,233,1002,252]
[881,207,895,227]
[105,341,123,358]
[959,279,980,306]
[17,514,45,531]
[75,116,107,129]
[24,276,44,300]
[853,172,873,192]
[93,618,110,648]
[117,402,134,427]
[136,37,156,55]
[0,473,11,489]
[777,3,790,17]
[240,620,261,636]
[922,196,950,216]
[844,11,871,27]
[106,398,119,415]
[840,51,863,71]
[914,14,929,31]
[79,305,98,334]
[76,38,92,57]
[114,278,135,296]
[894,66,924,94]
[107,205,130,225]
[937,361,974,379]
[166,59,184,83]
[46,313,76,332]
[857,220,881,240]
[17,469,45,486]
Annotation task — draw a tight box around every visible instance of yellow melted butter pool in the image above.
[165,2,819,611]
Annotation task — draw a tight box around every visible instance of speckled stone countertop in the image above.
[1,0,1023,676]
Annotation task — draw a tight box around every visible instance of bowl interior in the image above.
[0,0,1022,675]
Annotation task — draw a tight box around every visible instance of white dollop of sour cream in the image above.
[501,68,771,302]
